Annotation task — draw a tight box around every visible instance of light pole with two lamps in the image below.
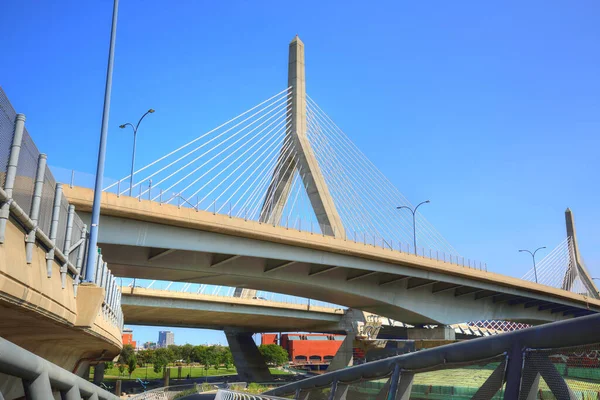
[519,247,546,284]
[397,200,430,255]
[119,109,155,196]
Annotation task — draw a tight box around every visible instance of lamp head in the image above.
[119,124,126,129]
[425,200,431,203]
[518,250,526,253]
[148,109,155,114]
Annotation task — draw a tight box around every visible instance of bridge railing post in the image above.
[60,204,76,288]
[26,153,47,263]
[0,113,25,243]
[46,183,63,278]
[73,224,87,297]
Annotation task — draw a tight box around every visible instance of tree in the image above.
[118,344,135,365]
[220,348,234,370]
[168,344,182,361]
[258,344,288,366]
[180,343,194,363]
[128,355,137,377]
[118,363,125,376]
[152,348,174,374]
[105,361,114,370]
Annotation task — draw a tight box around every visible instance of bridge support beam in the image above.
[224,330,271,382]
[406,326,455,340]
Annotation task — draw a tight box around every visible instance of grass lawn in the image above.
[91,364,290,381]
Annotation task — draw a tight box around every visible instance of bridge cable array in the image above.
[105,88,460,256]
[521,237,595,296]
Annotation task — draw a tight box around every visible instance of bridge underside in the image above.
[82,213,597,325]
[121,287,343,332]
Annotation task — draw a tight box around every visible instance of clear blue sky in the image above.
[2,1,599,346]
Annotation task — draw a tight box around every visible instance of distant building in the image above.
[143,341,157,350]
[122,328,137,348]
[262,333,344,365]
[158,331,174,348]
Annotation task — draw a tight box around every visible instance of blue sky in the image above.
[2,1,599,345]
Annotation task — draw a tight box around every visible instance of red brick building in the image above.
[122,328,137,348]
[262,333,345,364]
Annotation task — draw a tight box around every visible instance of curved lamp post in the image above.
[519,247,546,284]
[397,200,430,254]
[119,109,155,195]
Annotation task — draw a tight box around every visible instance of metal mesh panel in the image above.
[55,196,70,251]
[38,171,56,234]
[298,378,391,400]
[12,130,40,216]
[410,358,506,399]
[520,345,600,400]
[0,88,16,186]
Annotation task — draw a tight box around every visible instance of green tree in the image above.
[258,344,288,366]
[168,344,182,361]
[118,363,125,376]
[118,344,135,365]
[127,355,137,377]
[180,343,194,363]
[220,348,233,370]
[105,361,114,370]
[152,348,174,374]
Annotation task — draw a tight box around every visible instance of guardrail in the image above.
[0,336,118,400]
[265,313,600,399]
[215,390,290,400]
[0,87,122,331]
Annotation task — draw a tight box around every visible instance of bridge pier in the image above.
[326,332,356,372]
[92,362,105,386]
[224,330,271,382]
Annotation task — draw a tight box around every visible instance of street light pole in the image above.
[519,247,546,284]
[84,0,119,283]
[120,109,155,196]
[397,200,430,254]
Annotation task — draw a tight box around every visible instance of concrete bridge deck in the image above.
[67,187,600,325]
[121,286,343,332]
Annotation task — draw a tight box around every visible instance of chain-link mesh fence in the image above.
[12,130,38,215]
[520,344,600,400]
[297,377,392,400]
[0,88,89,272]
[407,357,506,399]
[0,88,16,187]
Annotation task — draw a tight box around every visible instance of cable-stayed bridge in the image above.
[1,35,599,394]
[63,37,598,328]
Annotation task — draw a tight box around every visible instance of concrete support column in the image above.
[92,362,105,386]
[114,380,122,396]
[22,371,52,400]
[326,332,356,372]
[0,114,25,243]
[225,330,271,382]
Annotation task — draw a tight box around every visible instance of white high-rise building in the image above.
[158,331,174,348]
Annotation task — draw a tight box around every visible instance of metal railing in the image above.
[215,391,290,400]
[0,87,122,331]
[265,313,600,399]
[0,336,118,400]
